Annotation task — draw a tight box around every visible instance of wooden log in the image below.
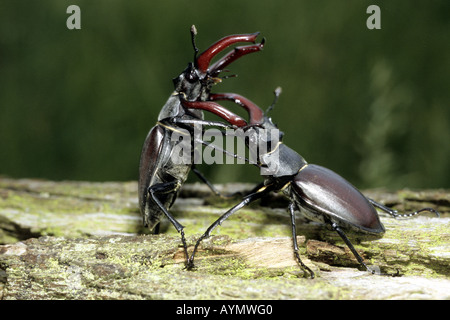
[0,178,449,299]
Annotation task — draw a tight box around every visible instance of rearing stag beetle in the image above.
[138,26,264,259]
[185,89,440,278]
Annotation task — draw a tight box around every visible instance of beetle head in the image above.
[173,27,263,102]
[172,62,207,101]
[173,61,221,102]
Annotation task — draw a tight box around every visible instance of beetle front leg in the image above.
[191,165,242,199]
[171,117,240,130]
[162,118,252,165]
[168,112,246,129]
[186,187,272,269]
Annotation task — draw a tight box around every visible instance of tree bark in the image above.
[0,178,449,299]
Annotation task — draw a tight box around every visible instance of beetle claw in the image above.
[184,260,197,271]
[366,265,401,277]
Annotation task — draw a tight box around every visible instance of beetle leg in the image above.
[330,222,378,275]
[191,165,242,199]
[330,222,401,277]
[196,33,260,73]
[330,222,370,270]
[190,128,266,171]
[193,130,252,165]
[171,117,240,130]
[161,111,254,164]
[186,186,273,269]
[148,181,189,262]
[289,202,315,278]
[368,198,440,218]
[176,99,265,166]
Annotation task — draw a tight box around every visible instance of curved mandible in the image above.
[196,33,260,73]
[209,93,265,125]
[209,39,265,76]
[180,98,248,127]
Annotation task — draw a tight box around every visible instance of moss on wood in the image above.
[0,178,449,299]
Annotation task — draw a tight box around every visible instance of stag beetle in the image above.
[138,26,264,259]
[185,89,440,278]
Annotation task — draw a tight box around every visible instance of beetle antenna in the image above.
[220,73,238,80]
[368,199,440,218]
[391,207,440,219]
[265,86,282,115]
[190,25,199,61]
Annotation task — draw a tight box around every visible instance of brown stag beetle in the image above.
[138,26,264,261]
[185,89,440,278]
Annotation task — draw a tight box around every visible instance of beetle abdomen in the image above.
[290,164,384,234]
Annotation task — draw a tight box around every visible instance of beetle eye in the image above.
[187,69,198,82]
[184,63,199,82]
[268,117,278,128]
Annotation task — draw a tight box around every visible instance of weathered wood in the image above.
[0,178,449,299]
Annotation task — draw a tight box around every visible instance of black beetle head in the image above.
[172,62,216,101]
[172,27,263,102]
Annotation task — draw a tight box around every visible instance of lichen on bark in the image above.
[0,178,449,299]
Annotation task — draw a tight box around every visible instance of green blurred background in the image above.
[0,0,449,189]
